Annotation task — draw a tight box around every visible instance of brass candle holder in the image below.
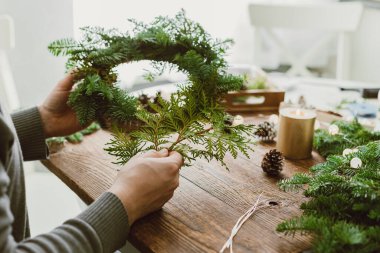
[276,107,316,160]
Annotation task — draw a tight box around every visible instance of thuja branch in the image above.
[105,88,255,169]
[169,126,213,150]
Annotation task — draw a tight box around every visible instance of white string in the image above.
[220,193,264,253]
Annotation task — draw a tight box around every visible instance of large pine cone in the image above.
[261,149,284,176]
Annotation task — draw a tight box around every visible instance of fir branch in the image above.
[313,119,380,157]
[277,141,380,252]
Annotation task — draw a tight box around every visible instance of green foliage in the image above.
[49,10,253,168]
[48,10,243,125]
[277,141,380,253]
[313,119,380,157]
[105,87,255,169]
[244,74,268,90]
[67,75,137,126]
[47,122,100,144]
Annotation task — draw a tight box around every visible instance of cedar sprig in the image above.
[105,86,255,169]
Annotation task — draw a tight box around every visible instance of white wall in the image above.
[351,7,380,83]
[0,0,73,108]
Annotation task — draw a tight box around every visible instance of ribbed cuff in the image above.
[11,107,48,161]
[77,192,130,253]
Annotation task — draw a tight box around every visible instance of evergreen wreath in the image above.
[313,119,380,157]
[277,141,380,253]
[48,10,255,169]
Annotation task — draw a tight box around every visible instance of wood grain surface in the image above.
[41,115,325,253]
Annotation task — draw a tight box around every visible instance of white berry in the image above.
[350,157,362,169]
[328,124,339,135]
[268,114,279,125]
[343,149,353,156]
[232,115,245,126]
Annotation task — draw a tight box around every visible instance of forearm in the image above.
[1,185,130,253]
[8,219,102,253]
[20,193,129,253]
[11,107,48,161]
[5,106,130,252]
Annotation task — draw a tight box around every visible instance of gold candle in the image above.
[276,107,316,160]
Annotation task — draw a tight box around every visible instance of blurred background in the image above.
[1,0,380,239]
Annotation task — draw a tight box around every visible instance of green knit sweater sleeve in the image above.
[0,164,130,253]
[18,192,130,253]
[0,107,131,252]
[11,107,48,161]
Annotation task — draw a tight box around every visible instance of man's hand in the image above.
[108,149,183,226]
[38,73,83,138]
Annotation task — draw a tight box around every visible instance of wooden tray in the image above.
[222,90,285,113]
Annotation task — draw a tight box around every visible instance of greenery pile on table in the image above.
[314,120,380,157]
[48,10,255,169]
[277,120,380,253]
[47,122,100,144]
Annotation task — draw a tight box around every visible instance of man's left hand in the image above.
[38,73,84,138]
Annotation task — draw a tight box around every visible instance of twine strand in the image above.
[220,193,264,253]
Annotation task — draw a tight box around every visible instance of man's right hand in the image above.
[108,149,183,226]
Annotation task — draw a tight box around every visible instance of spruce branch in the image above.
[277,141,380,252]
[313,119,380,157]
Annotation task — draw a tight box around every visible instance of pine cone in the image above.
[240,84,249,91]
[153,91,162,105]
[138,94,150,105]
[138,93,163,113]
[261,149,283,176]
[254,121,276,142]
[223,115,234,134]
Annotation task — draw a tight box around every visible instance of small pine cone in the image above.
[254,121,276,142]
[240,84,249,91]
[153,91,162,105]
[138,94,150,105]
[224,115,234,126]
[261,149,284,176]
[223,116,234,134]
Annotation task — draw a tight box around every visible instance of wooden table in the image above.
[41,115,325,253]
